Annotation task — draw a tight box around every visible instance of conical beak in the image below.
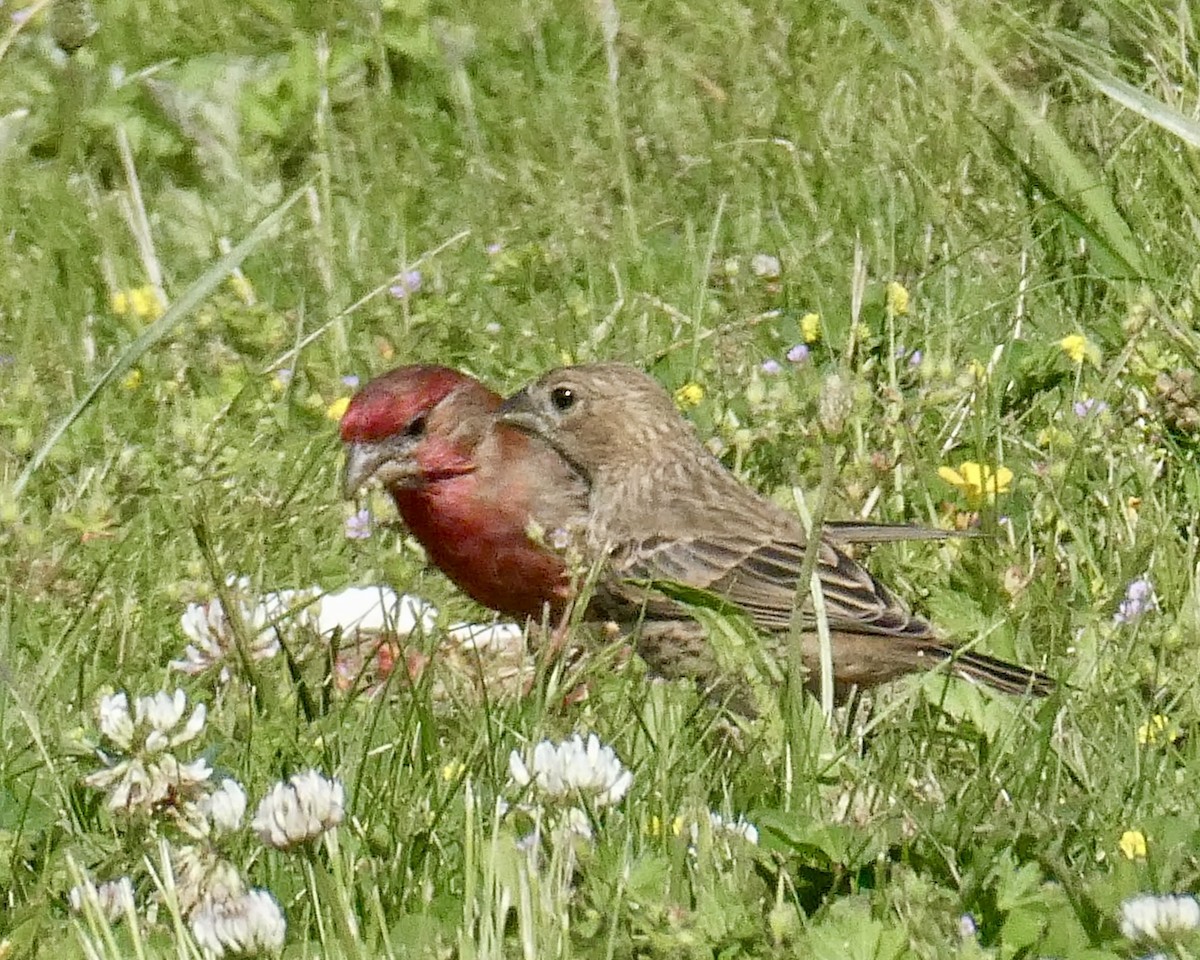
[343,442,395,498]
[496,388,545,435]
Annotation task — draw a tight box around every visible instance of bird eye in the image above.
[550,387,576,411]
[404,414,427,438]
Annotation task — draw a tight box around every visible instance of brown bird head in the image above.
[498,363,692,480]
[340,364,498,498]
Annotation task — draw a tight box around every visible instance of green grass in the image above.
[4,0,1200,956]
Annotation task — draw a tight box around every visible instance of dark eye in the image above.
[550,386,576,411]
[404,414,427,438]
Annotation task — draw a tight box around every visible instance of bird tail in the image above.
[930,642,1057,697]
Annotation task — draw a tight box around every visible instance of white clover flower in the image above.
[707,812,759,845]
[97,693,134,750]
[313,588,435,638]
[190,889,285,957]
[750,253,781,279]
[174,577,436,680]
[1120,893,1200,942]
[68,876,134,922]
[446,621,525,651]
[201,779,248,833]
[136,690,206,752]
[171,845,245,916]
[508,733,632,808]
[251,769,345,850]
[84,751,212,814]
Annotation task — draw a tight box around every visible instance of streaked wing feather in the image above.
[617,532,934,639]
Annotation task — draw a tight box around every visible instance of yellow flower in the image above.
[121,369,142,391]
[800,312,822,343]
[111,285,166,323]
[1058,334,1098,364]
[885,281,909,316]
[674,382,704,408]
[1119,829,1147,860]
[441,761,466,782]
[1137,714,1181,746]
[967,360,989,383]
[326,396,351,421]
[229,273,256,305]
[937,461,1013,504]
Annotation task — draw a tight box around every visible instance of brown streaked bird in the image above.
[497,361,1055,698]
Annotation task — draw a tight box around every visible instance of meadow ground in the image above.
[3,0,1200,956]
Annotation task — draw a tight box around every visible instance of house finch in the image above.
[497,362,1055,697]
[339,364,589,623]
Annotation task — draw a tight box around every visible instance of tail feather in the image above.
[928,642,1056,697]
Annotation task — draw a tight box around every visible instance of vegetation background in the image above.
[2,0,1200,955]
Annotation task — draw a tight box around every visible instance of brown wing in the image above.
[609,531,935,639]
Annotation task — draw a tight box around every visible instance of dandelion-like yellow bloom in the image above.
[1137,714,1181,746]
[885,281,909,316]
[121,369,142,391]
[131,286,165,322]
[1058,334,1096,364]
[1119,829,1147,860]
[937,461,1013,504]
[440,761,466,782]
[326,396,351,421]
[800,312,821,343]
[674,382,704,408]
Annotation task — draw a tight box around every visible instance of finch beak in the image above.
[496,390,547,437]
[342,441,417,498]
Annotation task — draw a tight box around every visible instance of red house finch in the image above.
[497,362,1055,697]
[340,364,589,623]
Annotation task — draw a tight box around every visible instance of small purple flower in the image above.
[340,374,361,390]
[484,321,502,334]
[786,344,809,364]
[1073,398,1108,418]
[275,368,293,385]
[486,242,503,256]
[389,270,423,299]
[344,509,372,541]
[761,359,783,375]
[0,354,14,369]
[1114,578,1157,624]
[958,914,977,941]
[908,349,923,367]
[11,7,35,25]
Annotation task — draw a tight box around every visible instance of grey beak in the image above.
[496,388,545,435]
[342,442,391,499]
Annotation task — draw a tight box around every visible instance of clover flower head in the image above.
[98,692,134,750]
[190,889,286,957]
[1120,893,1200,942]
[508,733,632,808]
[171,845,246,915]
[1114,578,1157,624]
[750,253,780,280]
[251,769,345,849]
[201,779,248,833]
[707,811,759,845]
[69,876,134,922]
[761,359,782,375]
[344,508,372,540]
[136,689,206,752]
[389,270,423,299]
[786,343,809,364]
